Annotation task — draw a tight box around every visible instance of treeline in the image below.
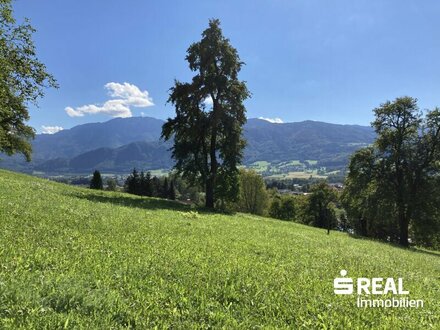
[124,168,176,200]
[232,169,341,234]
[262,97,440,249]
[266,179,311,193]
[88,168,205,203]
[88,170,119,191]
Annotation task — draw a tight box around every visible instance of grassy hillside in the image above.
[0,170,439,329]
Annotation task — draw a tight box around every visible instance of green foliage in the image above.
[0,169,439,328]
[341,147,397,240]
[161,177,169,198]
[168,180,176,200]
[166,173,203,204]
[142,171,153,196]
[124,168,139,195]
[303,182,338,232]
[105,177,117,191]
[0,0,57,161]
[236,169,268,215]
[269,195,296,221]
[124,168,177,200]
[162,19,250,208]
[343,97,440,248]
[89,170,103,190]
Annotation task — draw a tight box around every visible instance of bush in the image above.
[236,169,269,215]
[106,178,117,191]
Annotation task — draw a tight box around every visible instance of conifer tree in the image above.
[151,176,161,197]
[145,171,153,197]
[162,19,250,208]
[162,178,169,198]
[139,171,146,196]
[168,180,176,200]
[125,168,140,194]
[90,170,103,190]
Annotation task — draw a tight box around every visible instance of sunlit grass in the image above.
[0,169,439,329]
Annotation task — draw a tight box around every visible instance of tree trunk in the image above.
[360,217,367,236]
[205,179,214,208]
[399,212,409,247]
[326,208,330,235]
[205,98,218,209]
[205,134,218,209]
[205,147,218,209]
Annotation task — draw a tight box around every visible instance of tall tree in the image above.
[151,176,161,197]
[0,0,57,161]
[341,147,397,240]
[90,170,103,190]
[139,171,146,196]
[143,171,153,197]
[343,97,440,247]
[125,168,140,195]
[306,182,338,234]
[373,97,440,246]
[162,19,250,209]
[161,177,169,199]
[373,97,421,246]
[168,180,176,200]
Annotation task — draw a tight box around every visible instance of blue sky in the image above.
[13,0,440,133]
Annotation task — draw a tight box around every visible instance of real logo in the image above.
[333,270,423,308]
[334,269,409,295]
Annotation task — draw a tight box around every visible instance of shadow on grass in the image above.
[408,247,440,258]
[71,191,192,212]
[390,243,440,258]
[69,191,233,217]
[348,233,440,258]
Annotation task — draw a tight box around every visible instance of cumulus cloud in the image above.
[41,125,64,134]
[258,117,284,124]
[65,82,154,118]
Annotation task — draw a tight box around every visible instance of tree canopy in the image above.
[342,97,440,247]
[89,170,103,190]
[162,19,250,208]
[269,195,296,221]
[237,169,269,215]
[305,182,338,234]
[0,0,57,161]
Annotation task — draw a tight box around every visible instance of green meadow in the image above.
[0,169,439,329]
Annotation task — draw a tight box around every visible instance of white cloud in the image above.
[41,125,64,134]
[65,106,84,117]
[203,96,213,106]
[105,82,154,107]
[258,117,284,124]
[65,82,154,118]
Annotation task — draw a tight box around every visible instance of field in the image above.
[0,169,439,329]
[247,160,339,180]
[247,161,271,172]
[266,170,327,180]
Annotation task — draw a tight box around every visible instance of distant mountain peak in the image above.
[2,116,375,174]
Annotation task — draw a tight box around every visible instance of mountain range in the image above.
[0,117,375,174]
